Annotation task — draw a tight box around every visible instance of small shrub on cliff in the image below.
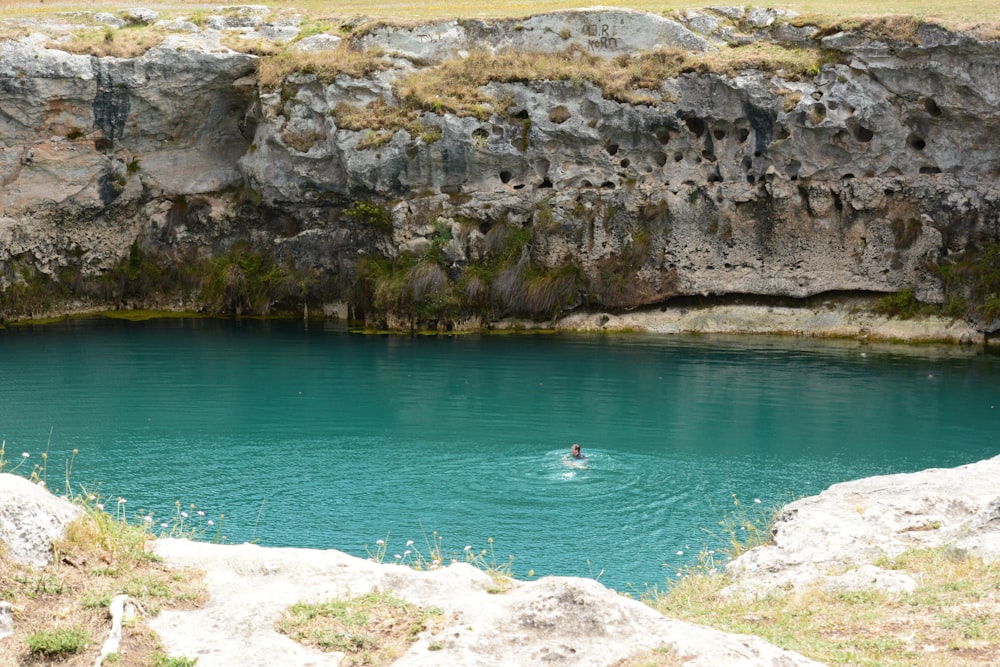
[344,200,393,234]
[873,288,939,320]
[935,240,1000,325]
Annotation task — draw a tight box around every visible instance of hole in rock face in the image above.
[605,143,619,156]
[673,152,684,162]
[707,170,723,183]
[539,178,553,188]
[581,179,593,187]
[747,174,756,184]
[655,128,672,144]
[701,151,716,162]
[620,158,630,168]
[786,160,801,180]
[810,103,827,121]
[919,165,941,174]
[513,109,530,120]
[684,116,706,138]
[738,127,750,143]
[493,125,504,136]
[405,145,418,160]
[841,173,855,180]
[513,183,525,189]
[601,181,616,189]
[852,124,874,142]
[924,98,942,117]
[499,170,512,184]
[654,152,667,167]
[741,156,753,172]
[548,105,571,124]
[774,125,790,141]
[712,127,727,140]
[828,101,839,111]
[472,127,489,141]
[907,134,926,150]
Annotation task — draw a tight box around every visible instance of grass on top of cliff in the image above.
[0,498,207,666]
[652,546,1000,667]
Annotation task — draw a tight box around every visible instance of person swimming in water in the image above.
[563,443,588,467]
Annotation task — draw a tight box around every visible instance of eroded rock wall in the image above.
[1,7,999,330]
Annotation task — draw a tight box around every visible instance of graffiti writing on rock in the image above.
[582,23,619,50]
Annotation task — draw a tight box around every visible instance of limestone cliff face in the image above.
[1,7,998,332]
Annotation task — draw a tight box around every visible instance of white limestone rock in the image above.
[154,18,201,33]
[149,538,822,667]
[725,455,1000,597]
[94,13,127,29]
[357,8,710,63]
[290,33,343,52]
[122,8,159,26]
[0,474,81,566]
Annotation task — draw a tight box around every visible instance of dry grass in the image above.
[257,46,393,90]
[650,547,1000,667]
[2,1,999,26]
[50,24,165,57]
[0,505,206,666]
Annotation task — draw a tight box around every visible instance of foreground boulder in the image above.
[726,454,1000,597]
[0,473,80,566]
[148,539,820,667]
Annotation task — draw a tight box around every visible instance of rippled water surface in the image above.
[1,318,997,590]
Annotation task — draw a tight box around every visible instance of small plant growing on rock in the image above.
[25,626,90,656]
[345,200,392,234]
[276,590,444,665]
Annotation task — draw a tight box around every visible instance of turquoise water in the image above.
[1,318,998,591]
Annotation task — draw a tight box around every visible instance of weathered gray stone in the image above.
[94,13,127,29]
[0,474,80,566]
[122,8,159,25]
[725,455,1000,597]
[154,18,201,33]
[290,33,343,52]
[356,8,710,62]
[149,539,822,667]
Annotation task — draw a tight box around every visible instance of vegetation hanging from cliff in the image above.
[936,240,1000,326]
